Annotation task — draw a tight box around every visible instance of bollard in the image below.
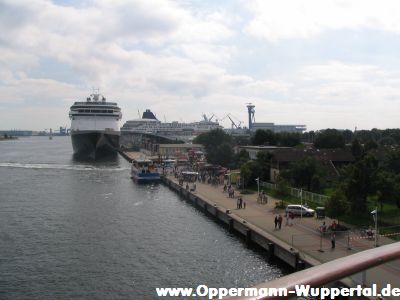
[318,231,324,252]
[245,229,251,245]
[296,259,306,271]
[267,243,275,260]
[228,218,234,233]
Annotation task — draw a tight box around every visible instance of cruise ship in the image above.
[69,92,122,159]
[121,109,221,142]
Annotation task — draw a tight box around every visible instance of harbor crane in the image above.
[227,114,243,129]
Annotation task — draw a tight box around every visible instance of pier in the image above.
[119,151,399,299]
[161,175,400,299]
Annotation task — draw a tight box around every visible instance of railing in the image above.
[227,242,400,300]
[260,181,330,205]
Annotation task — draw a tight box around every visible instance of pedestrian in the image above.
[274,216,278,229]
[261,191,267,204]
[278,214,283,229]
[237,198,240,209]
[320,221,327,233]
[331,233,336,249]
[289,212,294,226]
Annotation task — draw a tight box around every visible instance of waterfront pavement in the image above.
[168,176,400,299]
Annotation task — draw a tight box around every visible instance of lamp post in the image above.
[371,207,378,247]
[300,188,303,219]
[255,177,260,196]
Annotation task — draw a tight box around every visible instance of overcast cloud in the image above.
[1,0,400,131]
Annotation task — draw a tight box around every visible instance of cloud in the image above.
[1,0,400,131]
[244,0,400,42]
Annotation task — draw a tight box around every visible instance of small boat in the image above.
[131,159,161,183]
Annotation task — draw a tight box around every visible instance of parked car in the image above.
[285,204,315,217]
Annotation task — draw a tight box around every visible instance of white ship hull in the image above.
[69,92,122,160]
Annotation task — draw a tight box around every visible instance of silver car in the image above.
[285,204,315,217]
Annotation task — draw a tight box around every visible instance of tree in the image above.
[314,129,345,149]
[351,138,363,160]
[193,128,232,148]
[251,129,278,146]
[193,129,234,166]
[342,155,377,215]
[277,132,301,147]
[384,148,400,174]
[240,161,253,188]
[276,177,290,197]
[364,139,378,152]
[234,149,250,169]
[342,129,354,144]
[256,150,273,181]
[283,157,323,191]
[325,189,349,221]
[310,174,323,192]
[215,143,234,167]
[374,171,395,212]
[232,135,250,146]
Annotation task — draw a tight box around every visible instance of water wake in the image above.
[0,162,129,172]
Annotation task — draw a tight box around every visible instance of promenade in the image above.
[167,175,400,299]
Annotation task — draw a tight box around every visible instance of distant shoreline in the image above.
[0,136,18,141]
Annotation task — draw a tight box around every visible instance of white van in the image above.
[285,205,315,217]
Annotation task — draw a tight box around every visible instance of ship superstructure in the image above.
[121,109,221,142]
[69,92,122,159]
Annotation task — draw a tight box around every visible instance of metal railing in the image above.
[260,181,330,205]
[227,242,400,300]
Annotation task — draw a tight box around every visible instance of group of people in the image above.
[236,197,246,209]
[274,215,283,229]
[223,184,236,198]
[257,191,268,204]
[319,220,337,233]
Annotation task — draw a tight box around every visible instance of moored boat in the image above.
[131,159,161,183]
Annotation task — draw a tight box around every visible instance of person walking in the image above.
[289,212,294,226]
[278,214,283,229]
[331,233,336,249]
[274,216,278,229]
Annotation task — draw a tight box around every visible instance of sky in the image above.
[1,0,400,131]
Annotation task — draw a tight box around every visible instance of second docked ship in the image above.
[69,91,122,159]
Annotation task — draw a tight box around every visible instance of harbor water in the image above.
[0,137,286,299]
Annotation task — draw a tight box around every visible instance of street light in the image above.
[255,177,260,196]
[300,188,303,219]
[371,207,378,247]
